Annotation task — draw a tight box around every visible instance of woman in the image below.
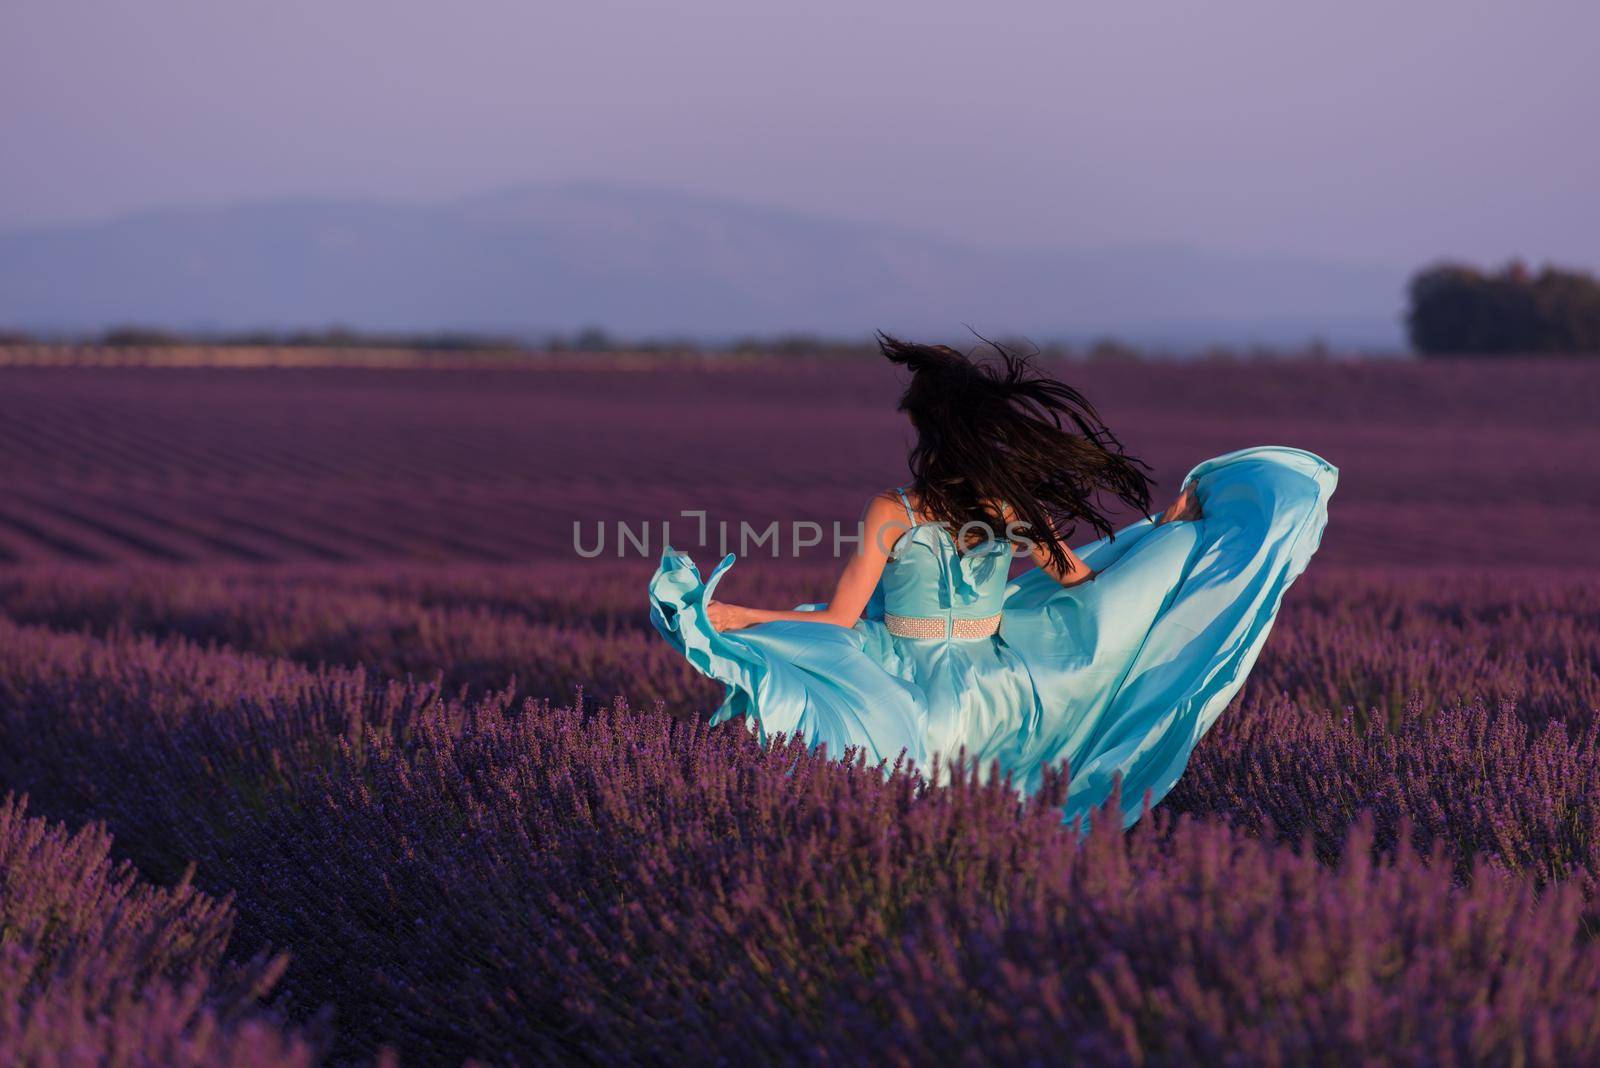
[648,334,1336,829]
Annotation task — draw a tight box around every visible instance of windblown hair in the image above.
[878,331,1154,573]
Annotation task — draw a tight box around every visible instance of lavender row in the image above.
[0,562,719,714]
[3,561,1597,725]
[1,617,1599,1063]
[1171,695,1600,902]
[3,358,1600,567]
[0,795,313,1067]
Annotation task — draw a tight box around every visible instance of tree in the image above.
[1407,260,1600,356]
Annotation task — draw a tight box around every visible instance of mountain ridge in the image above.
[0,181,1406,347]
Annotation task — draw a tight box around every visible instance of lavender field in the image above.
[3,353,1600,1066]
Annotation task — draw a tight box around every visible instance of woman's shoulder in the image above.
[861,489,916,555]
[867,487,910,514]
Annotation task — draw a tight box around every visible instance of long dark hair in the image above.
[878,331,1154,573]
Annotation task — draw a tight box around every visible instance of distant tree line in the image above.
[1408,260,1600,356]
[0,325,1354,361]
[0,324,880,355]
[73,330,1322,361]
[98,325,530,351]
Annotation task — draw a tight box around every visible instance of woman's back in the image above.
[880,487,1012,630]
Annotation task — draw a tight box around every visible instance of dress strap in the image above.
[894,486,916,524]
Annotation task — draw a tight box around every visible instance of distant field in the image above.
[1,352,1596,569]
[0,341,543,368]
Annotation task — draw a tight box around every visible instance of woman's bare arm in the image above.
[1014,482,1202,589]
[706,493,906,632]
[1006,502,1097,588]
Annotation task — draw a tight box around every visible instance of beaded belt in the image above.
[885,611,1003,641]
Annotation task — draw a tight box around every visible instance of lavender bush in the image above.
[1251,568,1600,726]
[0,563,713,711]
[0,616,458,884]
[1170,695,1600,900]
[0,795,312,1067]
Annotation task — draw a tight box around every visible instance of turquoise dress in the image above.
[648,445,1336,830]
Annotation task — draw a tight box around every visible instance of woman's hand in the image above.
[705,600,753,632]
[1157,484,1202,524]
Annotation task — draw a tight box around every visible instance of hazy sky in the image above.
[4,0,1596,269]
